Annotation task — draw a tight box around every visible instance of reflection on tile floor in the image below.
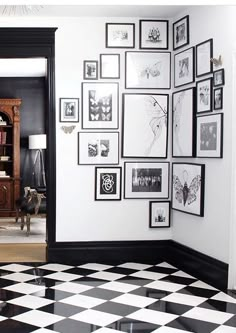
[0,261,235,332]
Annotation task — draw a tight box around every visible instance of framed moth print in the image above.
[78,131,119,165]
[139,20,168,50]
[173,15,189,50]
[172,87,196,157]
[196,38,213,77]
[125,51,171,89]
[83,60,98,80]
[82,82,119,129]
[174,47,195,88]
[149,201,170,228]
[95,167,122,201]
[106,23,135,48]
[196,113,223,158]
[213,68,225,87]
[124,162,169,199]
[196,78,212,113]
[59,98,79,122]
[214,87,223,110]
[100,54,120,79]
[172,163,205,217]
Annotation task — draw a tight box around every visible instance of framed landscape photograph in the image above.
[95,167,122,201]
[83,60,98,80]
[78,131,119,165]
[106,23,135,48]
[214,87,223,110]
[196,113,223,158]
[124,162,169,199]
[59,98,79,122]
[172,163,205,217]
[100,54,120,79]
[82,82,119,129]
[174,47,194,88]
[172,87,196,157]
[149,201,170,228]
[173,15,189,50]
[213,68,225,87]
[125,51,171,89]
[196,78,212,113]
[139,20,168,49]
[196,38,213,77]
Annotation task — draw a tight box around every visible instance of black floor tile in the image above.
[72,276,106,287]
[117,276,151,286]
[81,287,122,300]
[108,318,160,333]
[199,299,236,314]
[31,289,74,301]
[166,316,218,332]
[61,267,96,276]
[105,266,137,275]
[39,302,84,317]
[145,266,179,274]
[0,318,38,333]
[177,286,219,298]
[130,286,170,299]
[224,314,236,327]
[160,275,197,285]
[46,318,101,333]
[0,303,30,317]
[93,300,139,316]
[147,300,192,315]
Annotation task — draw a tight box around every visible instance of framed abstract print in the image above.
[196,38,213,77]
[173,15,189,50]
[174,47,195,88]
[149,201,170,228]
[139,20,168,49]
[95,167,122,200]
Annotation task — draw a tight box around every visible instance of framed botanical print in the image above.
[83,60,98,80]
[196,38,213,77]
[95,167,122,201]
[59,98,79,122]
[214,87,223,110]
[100,54,120,79]
[196,78,212,113]
[174,47,195,88]
[173,15,189,50]
[149,201,170,228]
[139,20,168,49]
[106,23,135,48]
[213,68,225,87]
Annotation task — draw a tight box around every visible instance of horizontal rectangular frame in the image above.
[106,23,135,48]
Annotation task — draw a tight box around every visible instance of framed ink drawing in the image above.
[122,93,168,158]
[95,167,122,201]
[149,201,170,228]
[60,98,79,122]
[106,23,135,48]
[213,68,225,87]
[174,47,194,88]
[124,162,169,199]
[100,54,120,79]
[196,113,223,158]
[173,15,189,50]
[196,38,213,77]
[82,82,119,129]
[172,163,205,217]
[172,87,196,157]
[139,20,168,49]
[78,131,119,165]
[125,51,171,89]
[83,60,98,80]
[196,77,212,113]
[214,87,223,110]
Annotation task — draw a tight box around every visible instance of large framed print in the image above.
[196,39,213,77]
[173,15,189,50]
[149,201,170,228]
[100,54,120,79]
[78,132,119,165]
[139,20,168,50]
[95,167,122,201]
[172,163,205,217]
[59,98,79,122]
[106,23,135,48]
[122,93,168,158]
[174,47,194,88]
[196,113,223,158]
[196,78,212,113]
[82,82,119,129]
[125,51,171,89]
[124,162,169,199]
[172,87,196,157]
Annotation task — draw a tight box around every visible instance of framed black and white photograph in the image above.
[173,15,189,50]
[78,131,119,165]
[82,82,119,129]
[172,87,196,157]
[125,51,171,89]
[124,162,169,199]
[196,38,213,77]
[196,77,212,113]
[196,113,223,158]
[83,60,98,80]
[106,23,135,48]
[59,98,79,122]
[174,47,194,88]
[122,93,168,158]
[172,163,205,217]
[213,68,225,87]
[95,167,122,201]
[214,87,223,110]
[139,20,168,50]
[149,201,170,228]
[100,54,120,79]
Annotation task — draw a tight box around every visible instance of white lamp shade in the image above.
[29,134,47,150]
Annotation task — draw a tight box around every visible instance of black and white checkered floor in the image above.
[0,261,235,333]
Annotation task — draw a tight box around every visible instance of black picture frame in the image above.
[83,60,98,80]
[106,23,135,48]
[196,38,213,78]
[174,47,195,88]
[59,98,79,122]
[213,68,225,87]
[95,166,122,201]
[149,201,171,228]
[196,77,213,113]
[100,54,120,79]
[214,87,223,110]
[139,19,169,50]
[173,15,189,51]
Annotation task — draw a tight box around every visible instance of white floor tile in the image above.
[189,280,217,290]
[78,263,112,271]
[162,292,207,306]
[130,270,167,280]
[212,292,236,304]
[60,294,106,308]
[13,309,64,327]
[117,262,152,270]
[51,282,92,294]
[3,282,46,294]
[145,280,185,292]
[0,315,7,322]
[93,328,124,333]
[212,326,236,333]
[127,308,177,325]
[156,262,177,269]
[88,271,125,281]
[38,263,73,271]
[171,271,195,279]
[112,293,156,308]
[0,263,31,272]
[44,271,80,282]
[183,307,234,324]
[98,281,139,293]
[2,272,39,282]
[31,329,58,333]
[8,294,54,309]
[152,327,192,333]
[70,309,121,326]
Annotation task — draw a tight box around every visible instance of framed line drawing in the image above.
[100,54,120,79]
[139,19,169,50]
[122,93,168,158]
[196,38,213,77]
[95,167,122,201]
[196,113,223,158]
[173,15,189,50]
[174,47,195,88]
[124,162,169,199]
[149,201,170,228]
[214,87,223,110]
[213,68,225,87]
[172,87,196,157]
[196,77,212,113]
[125,51,171,89]
[106,23,135,48]
[172,163,205,217]
[59,98,79,122]
[83,60,98,80]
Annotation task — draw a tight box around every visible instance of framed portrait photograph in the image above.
[95,167,122,201]
[122,93,169,158]
[196,38,213,77]
[78,131,119,165]
[139,20,168,50]
[172,163,205,217]
[196,113,223,158]
[196,78,212,113]
[106,23,135,48]
[59,98,79,122]
[82,82,119,129]
[124,162,169,199]
[173,15,189,50]
[213,68,225,87]
[100,54,120,79]
[172,87,196,157]
[83,60,98,80]
[149,201,170,228]
[214,87,223,110]
[125,51,171,89]
[174,47,194,88]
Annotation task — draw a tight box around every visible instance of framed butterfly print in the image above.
[172,163,205,217]
[174,47,195,88]
[122,93,169,158]
[82,82,119,129]
[59,98,79,122]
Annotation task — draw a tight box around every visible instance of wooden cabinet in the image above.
[0,99,21,217]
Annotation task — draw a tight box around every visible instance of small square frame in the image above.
[173,15,189,50]
[213,68,225,87]
[106,23,135,48]
[196,38,213,77]
[196,77,212,113]
[95,167,122,201]
[149,201,170,228]
[59,98,79,122]
[83,60,98,80]
[139,20,169,50]
[214,87,223,110]
[100,54,120,79]
[174,47,195,88]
